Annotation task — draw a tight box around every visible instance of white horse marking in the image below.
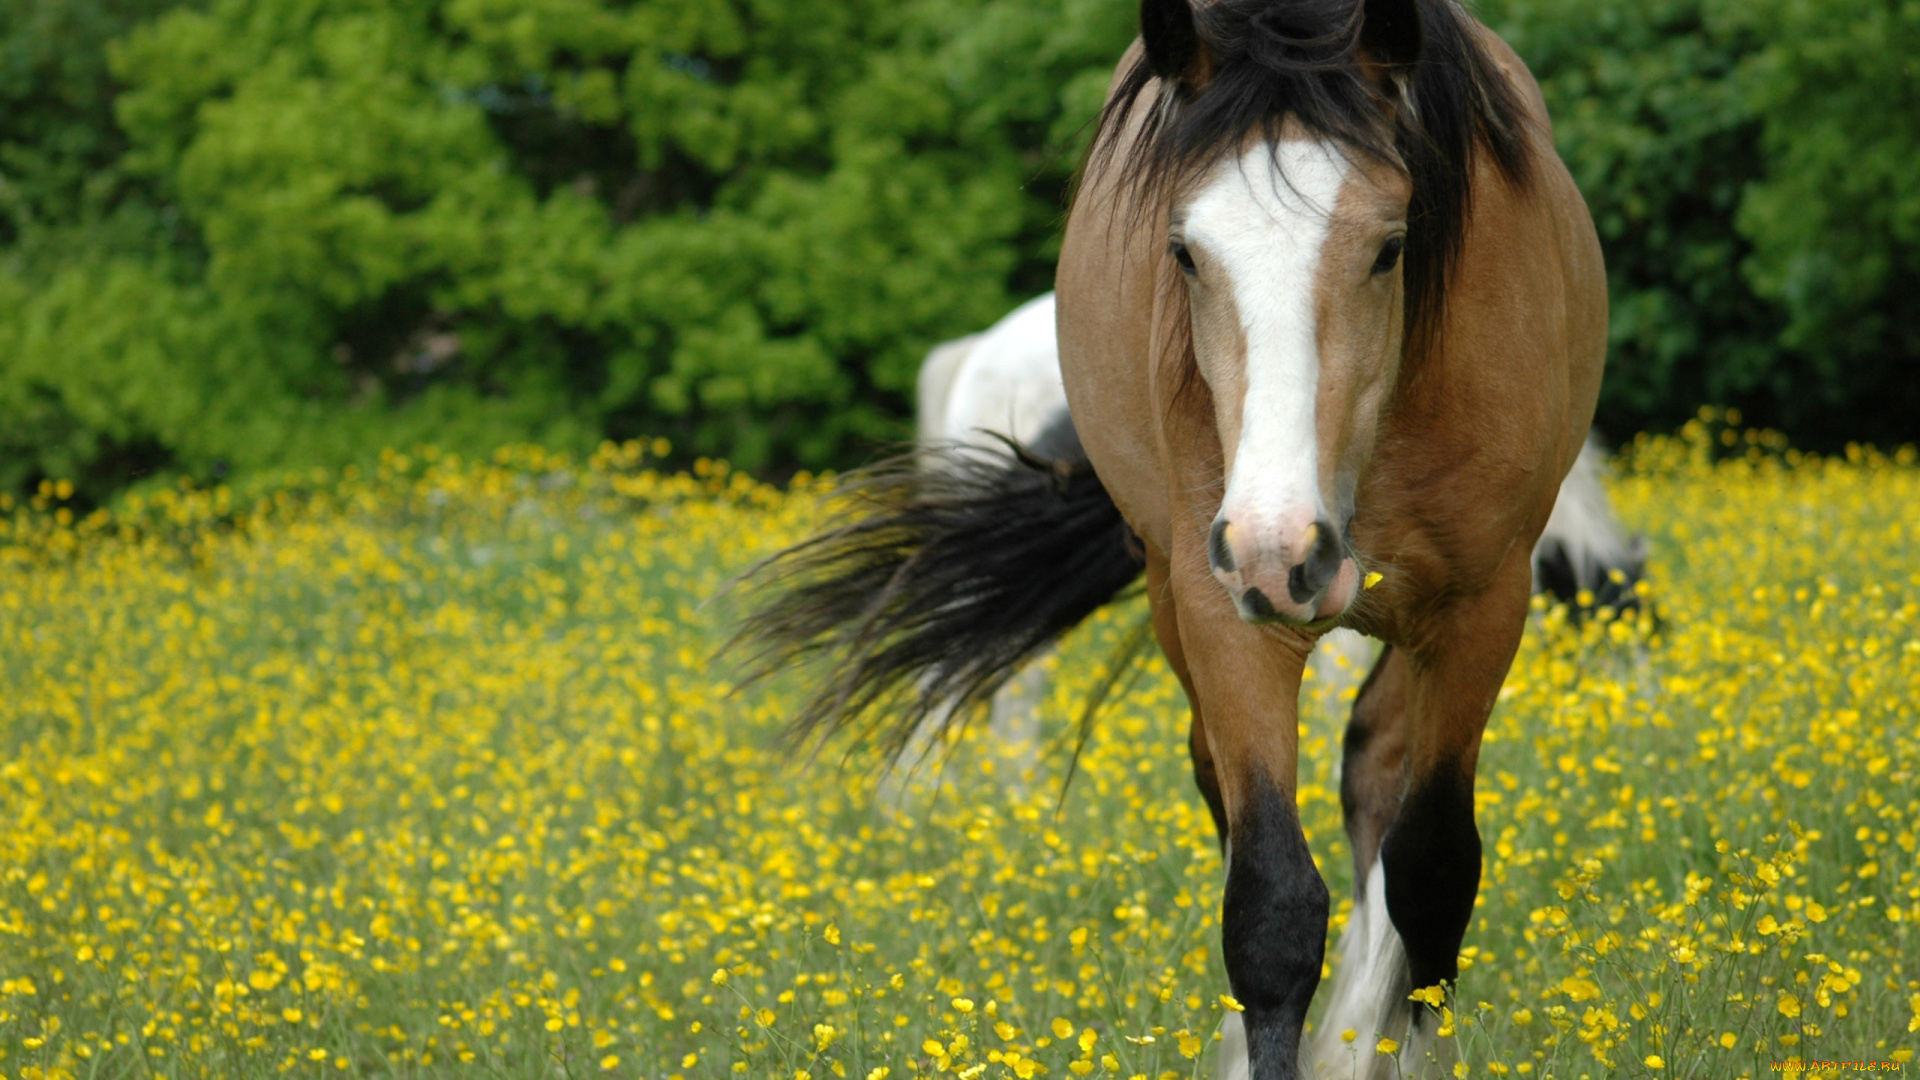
[1186,141,1351,551]
[920,293,1065,458]
[1307,856,1456,1079]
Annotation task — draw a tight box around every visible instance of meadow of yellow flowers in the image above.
[0,415,1915,1080]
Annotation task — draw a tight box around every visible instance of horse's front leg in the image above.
[1165,546,1326,1080]
[1316,565,1533,1079]
[1145,549,1230,846]
[1386,568,1532,989]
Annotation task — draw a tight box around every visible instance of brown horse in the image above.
[737,0,1604,1076]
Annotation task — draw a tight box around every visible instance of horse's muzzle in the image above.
[1209,515,1357,625]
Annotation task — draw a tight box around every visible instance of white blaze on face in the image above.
[1186,140,1350,549]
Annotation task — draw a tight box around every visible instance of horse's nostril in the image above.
[1287,562,1313,604]
[1287,518,1345,603]
[1242,587,1277,618]
[1209,518,1237,573]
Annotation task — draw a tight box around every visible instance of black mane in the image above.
[1093,0,1535,358]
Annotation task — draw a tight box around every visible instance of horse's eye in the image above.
[1371,236,1405,276]
[1171,242,1197,274]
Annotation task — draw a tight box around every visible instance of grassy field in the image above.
[0,417,1916,1080]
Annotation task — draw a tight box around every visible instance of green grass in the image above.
[0,428,1914,1079]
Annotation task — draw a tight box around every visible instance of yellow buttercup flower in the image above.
[0,426,1912,1075]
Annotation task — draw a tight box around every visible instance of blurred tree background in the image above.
[1,0,1915,500]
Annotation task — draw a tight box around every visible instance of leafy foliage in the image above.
[1483,0,1920,449]
[0,0,1073,497]
[1724,0,1920,446]
[0,0,1914,500]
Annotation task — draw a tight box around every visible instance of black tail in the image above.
[730,416,1146,762]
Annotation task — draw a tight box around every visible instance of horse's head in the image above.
[1175,133,1409,626]
[1132,0,1433,626]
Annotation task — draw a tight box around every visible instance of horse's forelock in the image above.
[1092,0,1535,361]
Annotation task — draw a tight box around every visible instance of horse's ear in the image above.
[1141,0,1205,87]
[1360,0,1423,70]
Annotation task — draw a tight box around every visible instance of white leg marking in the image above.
[1216,1011,1249,1080]
[1307,856,1456,1078]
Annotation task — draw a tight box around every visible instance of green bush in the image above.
[0,0,1914,501]
[1484,0,1920,450]
[1,0,1074,498]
